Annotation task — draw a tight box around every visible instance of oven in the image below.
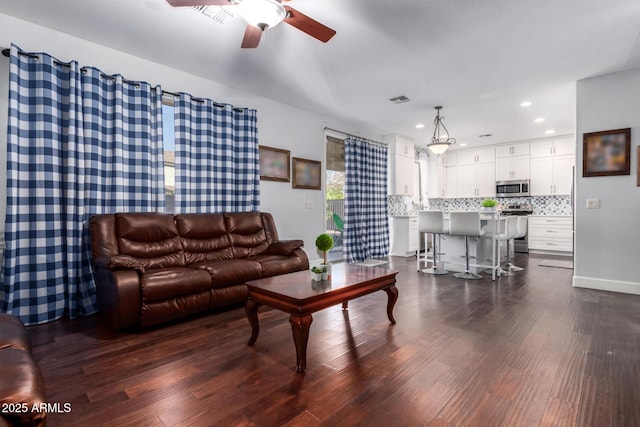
[500,204,533,253]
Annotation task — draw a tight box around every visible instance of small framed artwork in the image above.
[259,145,290,182]
[583,128,631,177]
[292,157,322,190]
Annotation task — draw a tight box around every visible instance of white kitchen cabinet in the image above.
[496,154,530,181]
[386,136,415,196]
[530,155,574,195]
[389,216,419,256]
[495,142,530,181]
[530,136,575,158]
[445,166,457,198]
[435,151,457,167]
[392,155,415,195]
[495,142,529,158]
[528,216,573,254]
[457,146,495,166]
[456,162,495,198]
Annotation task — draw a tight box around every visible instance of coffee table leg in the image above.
[342,301,348,310]
[246,299,261,346]
[289,314,313,373]
[384,286,399,324]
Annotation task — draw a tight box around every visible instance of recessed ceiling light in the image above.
[416,124,425,129]
[460,143,468,147]
[545,129,555,135]
[520,101,532,107]
[534,117,545,123]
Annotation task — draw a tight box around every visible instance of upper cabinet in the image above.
[386,135,415,196]
[529,136,575,196]
[456,146,495,165]
[495,142,530,181]
[530,135,575,158]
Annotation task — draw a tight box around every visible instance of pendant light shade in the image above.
[427,106,456,155]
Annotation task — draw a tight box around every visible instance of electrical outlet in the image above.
[586,199,600,209]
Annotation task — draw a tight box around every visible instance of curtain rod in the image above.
[2,48,246,112]
[323,127,386,147]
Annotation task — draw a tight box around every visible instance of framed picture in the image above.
[292,157,322,190]
[259,145,290,182]
[583,128,631,177]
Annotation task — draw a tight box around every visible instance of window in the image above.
[162,103,175,212]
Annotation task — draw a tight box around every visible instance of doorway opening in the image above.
[325,136,345,262]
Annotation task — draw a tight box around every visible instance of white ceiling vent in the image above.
[192,5,235,24]
[389,95,410,104]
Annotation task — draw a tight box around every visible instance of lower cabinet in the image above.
[389,216,419,256]
[528,216,573,253]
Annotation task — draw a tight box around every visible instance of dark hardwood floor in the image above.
[26,253,640,426]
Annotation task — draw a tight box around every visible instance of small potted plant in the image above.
[311,265,326,281]
[481,198,497,211]
[315,233,334,264]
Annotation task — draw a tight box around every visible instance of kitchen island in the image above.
[436,212,504,280]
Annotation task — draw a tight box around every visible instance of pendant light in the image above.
[427,106,456,155]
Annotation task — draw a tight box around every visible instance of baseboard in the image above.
[572,275,640,295]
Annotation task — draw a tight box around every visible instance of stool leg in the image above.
[497,238,515,276]
[508,239,523,272]
[453,236,482,280]
[423,232,447,275]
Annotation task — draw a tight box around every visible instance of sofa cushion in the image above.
[141,267,212,302]
[248,254,306,278]
[116,213,185,269]
[175,214,234,264]
[225,213,269,258]
[193,259,263,288]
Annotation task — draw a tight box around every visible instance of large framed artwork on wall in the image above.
[292,157,321,190]
[583,128,631,177]
[259,145,290,182]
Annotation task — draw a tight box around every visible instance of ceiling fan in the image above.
[166,0,337,48]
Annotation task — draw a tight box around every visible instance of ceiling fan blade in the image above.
[166,0,231,6]
[241,25,263,48]
[283,6,336,43]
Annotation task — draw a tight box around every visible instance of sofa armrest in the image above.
[95,255,145,274]
[94,269,142,330]
[266,240,304,256]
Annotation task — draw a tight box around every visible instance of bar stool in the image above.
[495,216,518,276]
[416,210,448,275]
[508,216,528,272]
[448,211,485,280]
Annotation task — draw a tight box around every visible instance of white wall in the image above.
[574,66,640,294]
[0,13,382,259]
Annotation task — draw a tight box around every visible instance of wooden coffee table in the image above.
[244,263,398,373]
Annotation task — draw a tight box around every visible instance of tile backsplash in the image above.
[427,195,572,216]
[388,195,419,216]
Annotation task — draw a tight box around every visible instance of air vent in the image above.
[478,133,492,138]
[193,5,235,24]
[389,95,410,104]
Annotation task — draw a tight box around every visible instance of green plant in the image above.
[315,233,334,264]
[481,198,497,208]
[311,266,327,274]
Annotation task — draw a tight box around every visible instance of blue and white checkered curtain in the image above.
[173,94,259,213]
[343,137,390,262]
[1,45,164,325]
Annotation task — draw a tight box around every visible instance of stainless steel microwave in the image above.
[496,179,530,197]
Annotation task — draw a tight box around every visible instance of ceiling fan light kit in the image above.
[427,106,456,155]
[167,0,336,48]
[236,0,286,31]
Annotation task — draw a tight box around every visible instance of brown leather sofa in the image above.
[89,212,309,330]
[0,314,47,427]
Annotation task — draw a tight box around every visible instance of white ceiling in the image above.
[1,0,640,148]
